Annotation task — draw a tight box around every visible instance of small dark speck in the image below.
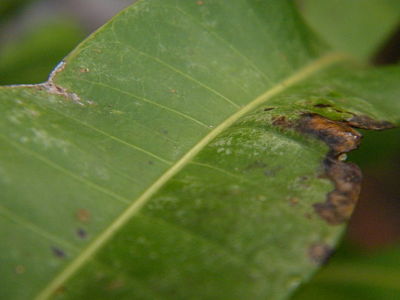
[106,279,125,290]
[52,247,66,258]
[161,129,168,135]
[264,107,275,111]
[148,161,154,165]
[77,228,87,239]
[264,166,281,177]
[289,197,299,206]
[245,161,267,170]
[304,212,313,219]
[264,169,275,176]
[313,103,332,108]
[54,286,66,296]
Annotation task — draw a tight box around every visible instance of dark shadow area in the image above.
[372,23,400,65]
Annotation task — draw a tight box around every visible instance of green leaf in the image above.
[298,0,400,60]
[0,1,399,299]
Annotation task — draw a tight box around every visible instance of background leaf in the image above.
[0,1,399,299]
[0,19,84,85]
[298,0,400,60]
[293,243,400,300]
[0,0,36,25]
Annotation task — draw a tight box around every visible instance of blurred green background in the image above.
[0,1,399,299]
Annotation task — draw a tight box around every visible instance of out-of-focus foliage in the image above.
[0,0,35,24]
[0,20,84,85]
[298,0,400,60]
[293,243,400,300]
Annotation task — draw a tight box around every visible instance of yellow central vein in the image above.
[35,52,347,300]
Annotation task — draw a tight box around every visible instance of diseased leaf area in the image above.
[0,1,399,299]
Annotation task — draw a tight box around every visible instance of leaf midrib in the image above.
[35,52,348,300]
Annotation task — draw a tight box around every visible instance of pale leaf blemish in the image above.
[7,107,41,124]
[94,166,110,181]
[256,195,267,202]
[31,128,70,153]
[0,166,11,184]
[110,109,124,115]
[19,136,29,143]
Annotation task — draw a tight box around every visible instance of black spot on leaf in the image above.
[51,247,66,258]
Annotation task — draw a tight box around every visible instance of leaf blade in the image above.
[0,1,399,299]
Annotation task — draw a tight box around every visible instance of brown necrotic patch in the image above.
[296,113,364,224]
[313,103,332,108]
[264,107,275,111]
[344,115,395,130]
[271,116,292,127]
[308,243,333,264]
[315,159,362,224]
[272,112,395,225]
[297,113,362,155]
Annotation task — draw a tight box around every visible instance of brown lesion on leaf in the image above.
[315,159,362,224]
[308,243,333,264]
[271,116,293,127]
[297,113,395,225]
[54,286,66,296]
[272,110,395,225]
[297,113,362,155]
[289,197,299,206]
[106,278,126,291]
[76,209,91,223]
[313,103,332,108]
[264,107,275,111]
[344,115,395,130]
[15,265,26,274]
